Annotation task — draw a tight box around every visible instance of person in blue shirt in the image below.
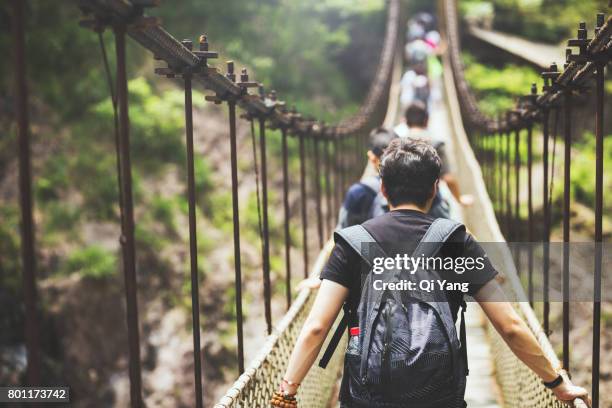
[336,127,396,229]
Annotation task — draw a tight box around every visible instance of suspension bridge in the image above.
[6,0,610,407]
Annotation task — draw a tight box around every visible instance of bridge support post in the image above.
[562,90,572,371]
[227,97,245,373]
[259,117,272,335]
[299,132,309,278]
[592,59,605,408]
[11,0,41,387]
[313,136,324,249]
[114,23,143,408]
[281,127,292,309]
[180,39,204,408]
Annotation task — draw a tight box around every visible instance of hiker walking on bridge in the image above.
[271,138,590,408]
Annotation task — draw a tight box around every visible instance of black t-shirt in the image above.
[320,209,498,324]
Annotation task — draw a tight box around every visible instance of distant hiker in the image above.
[272,138,591,408]
[394,101,473,219]
[336,127,396,229]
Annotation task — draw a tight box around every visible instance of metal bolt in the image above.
[565,48,572,63]
[595,13,604,34]
[578,22,587,40]
[199,34,208,51]
[531,83,537,95]
[226,61,235,82]
[240,68,249,83]
[181,39,193,51]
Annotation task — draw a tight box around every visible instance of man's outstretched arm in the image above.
[475,280,591,406]
[280,279,348,395]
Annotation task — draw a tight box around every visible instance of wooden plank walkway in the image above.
[467,25,564,69]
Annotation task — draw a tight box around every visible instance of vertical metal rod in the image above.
[334,137,341,216]
[183,72,203,408]
[324,139,332,236]
[299,133,309,278]
[527,125,534,306]
[339,138,346,201]
[228,100,244,373]
[495,130,504,215]
[114,25,143,407]
[505,130,512,238]
[259,118,272,335]
[514,128,521,273]
[562,92,571,369]
[11,0,40,386]
[592,63,604,408]
[281,128,292,309]
[313,137,324,249]
[542,108,551,335]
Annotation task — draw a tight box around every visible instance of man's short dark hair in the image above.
[368,127,396,158]
[404,101,429,128]
[379,138,441,207]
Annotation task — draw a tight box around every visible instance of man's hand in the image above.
[551,380,591,407]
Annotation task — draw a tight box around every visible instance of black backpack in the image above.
[320,219,469,408]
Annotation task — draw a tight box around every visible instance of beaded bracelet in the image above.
[270,391,297,407]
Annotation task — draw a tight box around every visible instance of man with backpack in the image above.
[271,138,590,408]
[395,101,473,219]
[336,127,396,229]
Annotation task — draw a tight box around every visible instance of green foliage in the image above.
[151,196,178,236]
[62,245,117,279]
[460,0,609,44]
[154,0,384,118]
[570,133,612,213]
[0,205,21,291]
[462,52,540,117]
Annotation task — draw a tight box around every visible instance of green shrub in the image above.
[62,245,117,279]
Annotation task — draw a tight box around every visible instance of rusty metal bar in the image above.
[324,139,332,236]
[259,117,272,335]
[505,130,512,238]
[181,54,204,408]
[527,125,534,306]
[592,60,605,408]
[313,137,324,249]
[542,108,551,335]
[114,24,143,407]
[299,133,309,278]
[562,91,572,370]
[11,0,40,387]
[514,128,521,273]
[228,99,245,373]
[281,127,292,309]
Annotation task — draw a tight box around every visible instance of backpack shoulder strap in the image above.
[334,224,387,266]
[319,225,386,369]
[412,218,465,259]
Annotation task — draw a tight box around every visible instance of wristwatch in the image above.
[543,374,564,389]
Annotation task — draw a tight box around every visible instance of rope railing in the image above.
[9,0,401,406]
[441,1,610,407]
